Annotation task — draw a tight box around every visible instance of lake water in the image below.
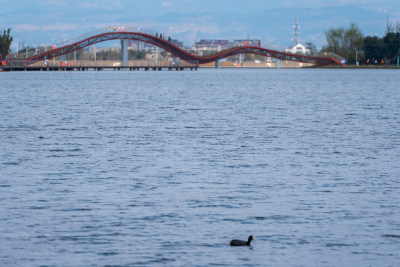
[1,69,399,266]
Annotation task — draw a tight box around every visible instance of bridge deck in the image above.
[1,65,198,72]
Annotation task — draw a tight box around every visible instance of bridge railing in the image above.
[315,52,346,63]
[1,60,198,68]
[9,26,173,60]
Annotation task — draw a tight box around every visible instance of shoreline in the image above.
[306,64,400,69]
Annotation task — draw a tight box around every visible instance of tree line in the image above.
[0,29,13,60]
[322,22,400,65]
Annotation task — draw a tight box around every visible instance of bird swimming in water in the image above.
[230,235,253,246]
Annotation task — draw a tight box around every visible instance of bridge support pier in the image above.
[121,39,128,67]
[276,60,280,69]
[173,57,180,67]
[215,60,220,68]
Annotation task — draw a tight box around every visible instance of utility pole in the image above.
[293,17,300,45]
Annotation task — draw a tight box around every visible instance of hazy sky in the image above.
[1,0,399,48]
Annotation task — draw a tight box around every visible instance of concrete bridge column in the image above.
[276,60,280,69]
[215,60,220,68]
[121,39,128,67]
[173,57,180,67]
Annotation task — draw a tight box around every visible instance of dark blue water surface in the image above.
[1,69,400,266]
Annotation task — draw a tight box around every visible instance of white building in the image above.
[285,43,310,55]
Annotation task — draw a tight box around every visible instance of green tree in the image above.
[65,48,89,60]
[363,36,384,63]
[344,23,364,63]
[363,27,400,64]
[383,32,400,61]
[128,50,149,60]
[321,23,363,64]
[0,28,13,59]
[323,27,345,55]
[385,18,395,35]
[305,42,317,54]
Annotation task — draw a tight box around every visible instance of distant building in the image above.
[233,40,261,47]
[285,18,310,55]
[193,40,234,56]
[192,39,261,56]
[170,40,184,48]
[128,40,147,51]
[285,43,310,55]
[89,46,119,53]
[127,39,184,52]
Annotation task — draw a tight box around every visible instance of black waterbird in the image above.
[230,235,253,246]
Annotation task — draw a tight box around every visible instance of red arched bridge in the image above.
[6,27,345,67]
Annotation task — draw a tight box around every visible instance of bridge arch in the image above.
[21,30,343,65]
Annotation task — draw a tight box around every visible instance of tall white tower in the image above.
[293,18,300,45]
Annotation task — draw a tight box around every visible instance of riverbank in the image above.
[306,64,400,69]
[200,61,400,69]
[199,61,314,68]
